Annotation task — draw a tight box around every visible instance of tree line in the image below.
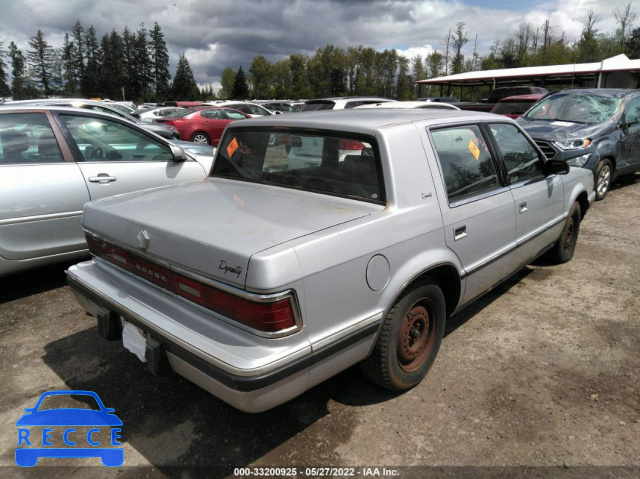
[0,3,638,104]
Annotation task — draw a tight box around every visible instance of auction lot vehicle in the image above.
[68,109,595,412]
[0,106,210,276]
[517,88,640,200]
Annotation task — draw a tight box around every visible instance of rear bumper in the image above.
[67,261,379,412]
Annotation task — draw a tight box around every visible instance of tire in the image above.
[191,132,210,144]
[594,159,613,200]
[550,202,581,264]
[361,281,446,391]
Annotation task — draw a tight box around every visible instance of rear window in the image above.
[300,101,335,111]
[492,101,536,116]
[212,128,384,204]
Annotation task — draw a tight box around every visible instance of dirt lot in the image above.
[0,177,639,479]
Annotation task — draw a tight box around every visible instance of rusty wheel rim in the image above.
[397,299,436,373]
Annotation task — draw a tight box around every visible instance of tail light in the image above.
[86,234,298,334]
[339,139,365,150]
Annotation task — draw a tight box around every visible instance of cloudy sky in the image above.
[0,0,633,88]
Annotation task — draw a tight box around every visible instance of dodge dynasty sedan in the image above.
[68,110,595,412]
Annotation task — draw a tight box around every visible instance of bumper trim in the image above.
[68,273,380,393]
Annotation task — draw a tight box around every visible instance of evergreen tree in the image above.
[81,26,101,97]
[60,33,78,96]
[9,42,27,98]
[100,30,126,100]
[149,22,171,100]
[27,30,55,97]
[289,54,310,99]
[133,23,152,100]
[121,27,136,101]
[71,20,85,90]
[231,66,250,99]
[411,55,426,98]
[171,53,199,99]
[451,22,468,74]
[0,41,10,96]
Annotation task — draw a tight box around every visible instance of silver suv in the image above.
[68,109,595,412]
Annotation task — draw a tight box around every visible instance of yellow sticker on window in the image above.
[468,140,480,160]
[227,138,239,157]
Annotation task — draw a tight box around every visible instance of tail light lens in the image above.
[86,234,297,334]
[339,139,365,151]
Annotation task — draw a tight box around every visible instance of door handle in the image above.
[88,174,117,183]
[454,225,467,241]
[519,201,528,214]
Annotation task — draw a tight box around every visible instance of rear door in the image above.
[54,112,206,201]
[429,123,517,304]
[620,95,640,171]
[487,122,564,264]
[0,111,90,261]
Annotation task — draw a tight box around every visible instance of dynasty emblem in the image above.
[136,230,150,250]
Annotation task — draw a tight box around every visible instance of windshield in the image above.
[492,101,536,116]
[300,101,335,111]
[523,93,622,124]
[164,109,191,118]
[212,128,384,204]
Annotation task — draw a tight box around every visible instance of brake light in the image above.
[173,274,296,333]
[86,234,298,334]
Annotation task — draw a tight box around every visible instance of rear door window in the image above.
[431,124,501,203]
[0,113,64,164]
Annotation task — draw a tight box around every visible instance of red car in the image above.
[490,94,545,119]
[154,107,248,145]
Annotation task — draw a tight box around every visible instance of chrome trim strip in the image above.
[0,210,83,226]
[311,312,384,353]
[516,215,565,247]
[68,270,310,378]
[463,215,565,277]
[84,230,303,339]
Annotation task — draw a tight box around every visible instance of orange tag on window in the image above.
[468,140,480,160]
[227,138,239,157]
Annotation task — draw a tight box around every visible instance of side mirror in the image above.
[130,113,141,120]
[170,144,188,162]
[545,159,569,175]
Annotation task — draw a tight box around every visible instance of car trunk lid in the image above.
[82,179,376,288]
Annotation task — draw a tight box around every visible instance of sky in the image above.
[0,0,634,89]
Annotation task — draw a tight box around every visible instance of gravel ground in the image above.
[0,176,639,479]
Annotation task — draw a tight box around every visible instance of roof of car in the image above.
[497,94,545,102]
[226,108,505,134]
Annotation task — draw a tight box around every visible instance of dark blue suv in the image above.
[518,88,640,200]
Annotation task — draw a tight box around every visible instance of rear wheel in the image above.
[191,132,210,144]
[550,202,581,263]
[594,159,613,200]
[361,281,446,391]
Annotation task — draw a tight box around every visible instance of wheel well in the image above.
[403,264,461,317]
[576,190,590,219]
[192,131,209,139]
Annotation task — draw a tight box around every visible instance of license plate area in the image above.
[121,317,147,362]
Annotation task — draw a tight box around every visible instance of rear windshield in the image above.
[300,101,335,111]
[523,92,623,124]
[212,128,384,204]
[492,101,535,115]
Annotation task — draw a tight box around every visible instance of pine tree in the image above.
[9,42,27,98]
[82,26,101,97]
[133,23,152,100]
[121,27,136,101]
[71,20,85,90]
[0,41,11,97]
[171,53,199,99]
[60,33,78,96]
[27,30,56,97]
[100,30,126,100]
[231,66,250,99]
[149,22,171,101]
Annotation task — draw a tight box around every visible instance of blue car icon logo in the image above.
[15,390,123,467]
